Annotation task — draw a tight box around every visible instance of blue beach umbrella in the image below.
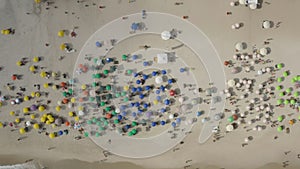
[95,41,102,47]
[161,121,166,126]
[161,70,167,75]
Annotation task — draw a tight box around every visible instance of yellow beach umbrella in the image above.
[58,30,64,37]
[55,106,61,112]
[153,99,158,105]
[29,65,36,72]
[24,96,29,101]
[1,29,10,35]
[49,133,55,139]
[74,116,79,122]
[43,83,49,88]
[52,85,58,90]
[51,72,57,77]
[43,113,48,118]
[16,61,22,66]
[60,43,66,50]
[46,120,51,125]
[81,84,87,90]
[35,92,41,97]
[34,0,41,3]
[70,97,76,103]
[51,124,56,128]
[23,107,29,113]
[33,123,39,129]
[33,56,39,63]
[49,117,54,123]
[30,114,36,119]
[40,71,46,78]
[15,118,20,123]
[10,111,15,116]
[47,114,52,119]
[19,128,26,134]
[31,92,35,97]
[0,102,2,107]
[40,117,46,123]
[0,122,3,128]
[68,111,74,117]
[123,85,129,91]
[78,106,83,111]
[38,105,45,112]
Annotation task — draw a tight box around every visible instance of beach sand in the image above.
[1,0,300,169]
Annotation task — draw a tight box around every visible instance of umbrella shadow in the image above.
[266,47,271,54]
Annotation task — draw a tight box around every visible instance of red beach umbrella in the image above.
[169,89,176,96]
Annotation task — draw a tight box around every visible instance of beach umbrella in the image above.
[279,92,285,97]
[286,88,292,93]
[33,123,39,129]
[171,122,176,128]
[15,118,20,123]
[143,61,149,66]
[169,114,174,119]
[9,111,15,116]
[122,54,127,61]
[259,48,268,55]
[153,99,158,105]
[49,133,55,139]
[276,86,282,90]
[60,43,66,50]
[161,31,171,40]
[33,56,39,63]
[103,69,109,75]
[227,79,235,87]
[277,77,283,83]
[29,65,36,72]
[294,92,299,97]
[132,55,138,60]
[95,41,102,47]
[30,114,35,119]
[136,79,141,85]
[81,84,87,90]
[11,74,17,81]
[161,70,167,75]
[55,106,61,112]
[35,92,41,97]
[277,63,283,69]
[228,116,234,122]
[164,99,170,105]
[283,71,289,77]
[226,124,234,132]
[23,107,29,113]
[179,68,185,73]
[43,83,49,89]
[40,71,46,78]
[284,99,290,105]
[263,21,271,29]
[16,61,22,66]
[155,76,163,84]
[0,122,2,128]
[106,85,111,91]
[123,97,129,102]
[131,22,139,30]
[277,126,283,132]
[34,0,41,3]
[19,128,26,134]
[235,42,244,51]
[58,30,64,37]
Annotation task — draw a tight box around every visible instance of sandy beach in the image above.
[1,0,300,169]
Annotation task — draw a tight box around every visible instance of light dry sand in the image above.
[0,0,300,169]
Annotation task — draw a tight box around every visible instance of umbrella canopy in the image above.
[161,31,171,40]
[16,61,22,66]
[122,54,127,60]
[131,22,139,30]
[155,76,163,84]
[55,118,63,125]
[260,48,268,55]
[95,41,102,47]
[33,56,39,63]
[19,128,26,134]
[49,133,56,139]
[235,42,244,51]
[227,79,235,87]
[55,106,61,112]
[38,105,45,112]
[40,71,46,78]
[226,124,234,132]
[29,65,36,72]
[33,123,39,129]
[263,21,271,29]
[60,43,66,50]
[58,30,64,37]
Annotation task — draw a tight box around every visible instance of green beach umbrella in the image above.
[99,126,105,131]
[277,126,283,132]
[294,92,299,97]
[132,121,137,127]
[279,92,285,97]
[122,54,127,61]
[283,71,289,77]
[123,97,129,102]
[105,106,111,111]
[62,91,67,97]
[128,131,133,136]
[93,58,98,64]
[95,73,101,79]
[96,121,101,126]
[286,88,292,93]
[95,132,100,137]
[100,101,106,107]
[277,116,283,122]
[68,88,73,94]
[121,91,127,96]
[115,93,120,98]
[114,119,119,124]
[131,129,137,135]
[276,86,282,91]
[100,117,106,121]
[92,117,97,123]
[103,69,109,75]
[92,82,97,87]
[284,99,290,105]
[228,116,234,123]
[112,111,117,116]
[291,78,296,83]
[84,132,89,137]
[277,63,283,69]
[298,76,300,81]
[104,120,109,126]
[106,85,111,90]
[127,69,133,75]
[87,120,92,125]
[89,97,95,101]
[277,77,283,83]
[290,99,296,105]
[277,99,283,105]
[92,74,96,78]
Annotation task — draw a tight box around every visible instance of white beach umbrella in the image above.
[155,76,163,84]
[240,95,245,99]
[247,80,252,84]
[257,70,262,75]
[250,61,255,65]
[262,118,268,123]
[244,137,249,142]
[266,107,271,111]
[241,54,245,60]
[263,20,271,29]
[245,55,249,60]
[245,66,250,72]
[240,112,245,117]
[255,107,260,111]
[224,89,229,93]
[255,90,260,95]
[265,113,270,118]
[231,25,236,29]
[236,83,241,88]
[226,93,232,97]
[226,124,234,132]
[246,106,251,110]
[257,126,262,131]
[230,2,236,6]
[260,48,268,55]
[169,114,174,119]
[249,3,257,9]
[227,79,236,87]
[250,99,255,104]
[115,108,120,113]
[248,120,253,125]
[258,84,264,89]
[161,31,171,40]
[178,97,184,104]
[239,0,246,5]
[233,54,238,60]
[243,80,247,85]
[235,42,244,51]
[261,68,266,73]
[26,121,31,126]
[257,53,262,58]
[78,110,85,116]
[235,23,240,28]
